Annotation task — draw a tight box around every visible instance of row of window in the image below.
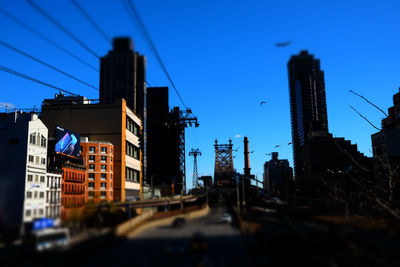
[26,191,44,199]
[88,155,112,163]
[88,164,111,172]
[88,191,110,199]
[47,176,61,189]
[88,173,112,180]
[88,146,110,154]
[63,170,85,182]
[88,182,112,189]
[29,132,47,148]
[127,116,140,136]
[46,191,61,204]
[126,141,139,159]
[28,155,46,165]
[46,206,60,219]
[62,184,85,194]
[126,167,140,182]
[25,208,44,217]
[27,174,45,183]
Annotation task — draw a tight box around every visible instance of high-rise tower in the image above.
[100,37,146,118]
[288,50,329,177]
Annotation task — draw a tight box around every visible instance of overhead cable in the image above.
[71,0,111,44]
[26,0,100,58]
[0,8,98,71]
[0,65,78,96]
[0,40,98,91]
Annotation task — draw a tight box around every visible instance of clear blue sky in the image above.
[1,0,400,189]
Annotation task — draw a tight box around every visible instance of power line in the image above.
[0,65,78,96]
[122,0,189,110]
[71,0,111,44]
[0,8,98,71]
[26,0,100,58]
[0,40,99,91]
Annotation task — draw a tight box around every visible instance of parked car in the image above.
[221,213,232,224]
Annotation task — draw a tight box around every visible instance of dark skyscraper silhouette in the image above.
[100,37,146,118]
[288,50,329,177]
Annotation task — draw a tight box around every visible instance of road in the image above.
[79,205,251,267]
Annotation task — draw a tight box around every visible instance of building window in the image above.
[39,192,44,198]
[40,176,45,183]
[46,191,49,202]
[89,155,95,162]
[88,173,95,180]
[40,135,47,147]
[28,155,34,162]
[101,147,107,154]
[39,209,44,215]
[101,173,107,180]
[25,209,31,217]
[101,165,107,171]
[110,174,112,180]
[88,182,94,189]
[89,164,95,171]
[126,116,140,136]
[35,156,39,164]
[89,146,95,153]
[35,175,39,182]
[100,182,107,189]
[101,156,107,163]
[34,191,38,199]
[29,133,36,145]
[126,167,139,182]
[26,191,32,198]
[41,158,46,165]
[126,141,139,160]
[88,191,94,198]
[100,191,106,198]
[27,174,33,182]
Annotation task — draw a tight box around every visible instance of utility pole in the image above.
[189,148,202,189]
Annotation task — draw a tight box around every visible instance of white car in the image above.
[221,213,232,224]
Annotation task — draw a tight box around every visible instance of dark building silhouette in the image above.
[146,87,170,192]
[263,152,294,199]
[288,50,329,177]
[371,88,400,202]
[287,51,373,198]
[100,37,146,118]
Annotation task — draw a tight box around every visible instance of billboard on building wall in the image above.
[55,125,80,157]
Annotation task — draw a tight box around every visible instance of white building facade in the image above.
[0,112,49,234]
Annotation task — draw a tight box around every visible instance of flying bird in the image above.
[275,41,291,47]
[265,153,272,156]
[260,101,266,106]
[274,145,280,148]
[250,151,255,153]
[288,142,292,145]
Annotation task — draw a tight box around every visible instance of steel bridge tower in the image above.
[189,148,202,188]
[169,107,199,194]
[214,139,234,185]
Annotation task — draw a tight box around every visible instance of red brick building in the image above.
[80,139,114,203]
[48,153,86,221]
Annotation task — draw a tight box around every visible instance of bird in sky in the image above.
[288,142,292,145]
[260,101,266,106]
[250,151,255,153]
[265,153,272,156]
[274,145,280,148]
[275,41,291,47]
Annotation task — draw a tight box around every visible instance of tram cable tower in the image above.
[189,148,202,188]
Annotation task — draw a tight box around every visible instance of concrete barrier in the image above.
[126,205,210,238]
[115,208,157,237]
